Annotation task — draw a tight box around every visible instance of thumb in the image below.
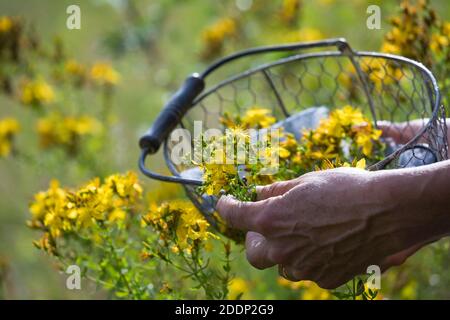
[216,195,275,234]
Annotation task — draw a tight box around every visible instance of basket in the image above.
[139,38,448,235]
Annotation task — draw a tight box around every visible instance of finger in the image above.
[216,195,275,234]
[380,240,433,272]
[256,180,298,201]
[245,232,275,269]
[278,265,303,282]
[377,120,404,142]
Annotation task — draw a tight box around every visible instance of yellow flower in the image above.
[380,0,441,67]
[90,62,120,85]
[64,59,87,85]
[430,33,449,54]
[37,112,101,152]
[400,280,418,300]
[280,0,301,25]
[201,18,237,59]
[20,79,55,106]
[301,105,382,168]
[29,179,66,222]
[228,277,251,299]
[65,59,85,75]
[278,277,330,300]
[0,117,20,157]
[354,158,366,169]
[241,107,276,128]
[108,209,126,222]
[279,147,291,159]
[28,172,142,247]
[380,42,401,55]
[300,281,331,300]
[277,276,303,290]
[0,16,13,33]
[443,22,450,37]
[284,27,324,43]
[143,200,218,253]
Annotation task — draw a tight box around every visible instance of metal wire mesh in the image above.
[161,46,447,233]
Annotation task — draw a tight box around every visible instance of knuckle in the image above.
[246,251,265,270]
[267,183,280,195]
[254,213,272,235]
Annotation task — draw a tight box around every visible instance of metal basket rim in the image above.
[165,51,442,176]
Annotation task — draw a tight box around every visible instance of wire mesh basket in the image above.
[139,38,448,237]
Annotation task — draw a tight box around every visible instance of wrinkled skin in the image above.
[216,121,450,289]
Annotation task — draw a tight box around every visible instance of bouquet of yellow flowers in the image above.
[198,105,385,202]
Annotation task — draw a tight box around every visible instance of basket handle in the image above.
[139,74,205,154]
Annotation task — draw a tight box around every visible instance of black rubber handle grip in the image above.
[139,74,205,154]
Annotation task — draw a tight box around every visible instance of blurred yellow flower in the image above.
[284,27,324,43]
[443,22,450,37]
[300,281,331,300]
[29,172,142,251]
[142,200,218,254]
[64,59,87,86]
[301,105,382,166]
[65,59,85,75]
[90,62,120,85]
[228,277,251,299]
[400,280,418,300]
[280,0,301,26]
[0,16,13,33]
[277,276,303,290]
[278,277,331,300]
[36,112,101,152]
[380,42,401,55]
[20,79,55,106]
[0,117,20,157]
[430,33,449,54]
[241,107,276,128]
[380,0,445,67]
[201,17,237,60]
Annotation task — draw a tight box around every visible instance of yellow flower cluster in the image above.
[228,277,252,299]
[201,18,237,60]
[37,112,101,152]
[200,106,382,200]
[90,62,120,86]
[142,200,218,254]
[20,79,55,106]
[283,27,324,43]
[202,163,238,196]
[199,119,283,199]
[381,0,448,65]
[361,58,404,91]
[221,107,276,129]
[0,16,23,64]
[241,107,276,129]
[430,28,450,54]
[0,117,20,157]
[301,105,382,166]
[278,277,331,300]
[29,172,143,253]
[64,59,87,85]
[65,59,86,76]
